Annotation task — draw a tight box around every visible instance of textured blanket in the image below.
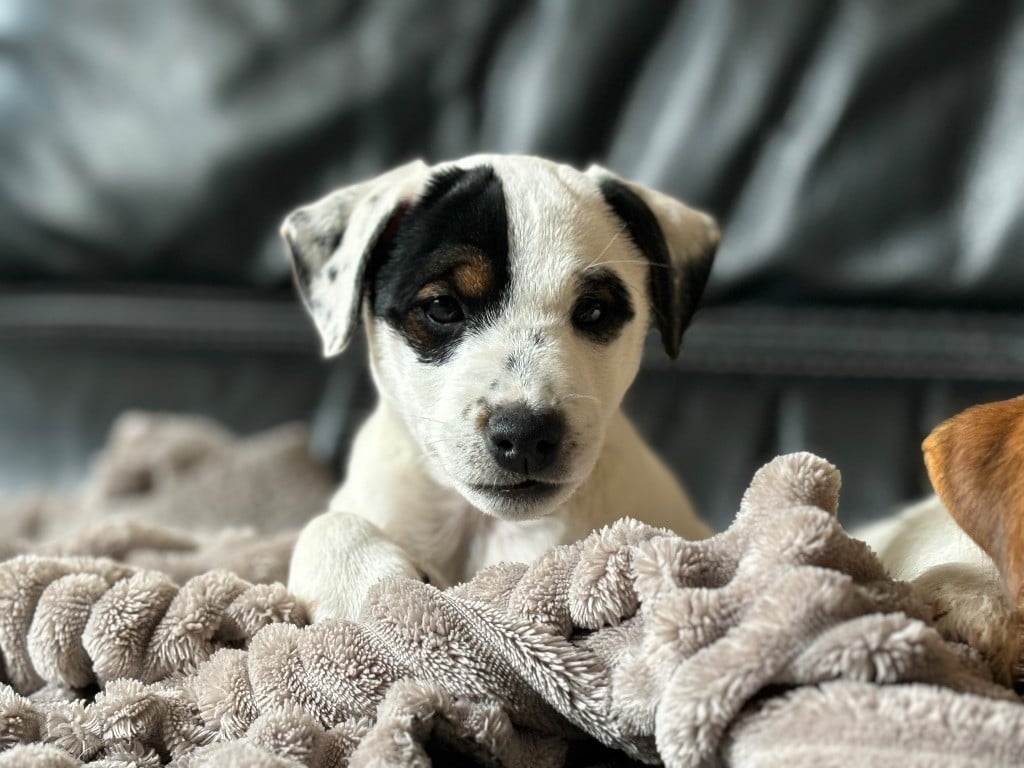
[1,417,1024,766]
[0,412,335,585]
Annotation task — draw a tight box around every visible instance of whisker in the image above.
[581,234,620,272]
[417,439,456,450]
[585,258,672,271]
[594,231,620,263]
[407,415,450,426]
[562,392,601,404]
[396,409,453,427]
[582,228,667,270]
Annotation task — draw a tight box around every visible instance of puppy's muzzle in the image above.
[485,405,565,475]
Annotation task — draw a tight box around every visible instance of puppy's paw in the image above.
[914,563,1024,687]
[288,511,426,622]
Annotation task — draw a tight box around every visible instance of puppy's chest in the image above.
[459,512,573,582]
[410,496,573,584]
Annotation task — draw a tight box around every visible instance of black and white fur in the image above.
[282,155,719,620]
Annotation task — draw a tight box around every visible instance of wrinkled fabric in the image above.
[0,410,333,572]
[2,452,1024,767]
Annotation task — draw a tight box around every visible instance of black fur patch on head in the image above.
[366,165,510,364]
[572,268,635,345]
[598,178,710,358]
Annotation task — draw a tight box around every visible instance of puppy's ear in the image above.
[924,395,1024,604]
[280,160,430,356]
[586,165,720,359]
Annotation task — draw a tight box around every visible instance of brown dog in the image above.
[859,394,1024,686]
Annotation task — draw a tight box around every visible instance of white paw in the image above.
[288,511,425,622]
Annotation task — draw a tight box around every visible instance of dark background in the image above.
[1,0,1023,531]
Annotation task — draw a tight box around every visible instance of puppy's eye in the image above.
[423,295,464,325]
[571,273,634,343]
[572,297,605,327]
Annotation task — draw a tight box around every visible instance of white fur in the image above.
[857,496,995,584]
[287,155,714,621]
[857,498,1021,683]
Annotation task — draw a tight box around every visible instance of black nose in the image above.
[485,405,565,475]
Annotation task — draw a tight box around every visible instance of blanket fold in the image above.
[1,433,1023,766]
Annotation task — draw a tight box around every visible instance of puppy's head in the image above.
[282,156,718,520]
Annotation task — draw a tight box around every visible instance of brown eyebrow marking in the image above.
[449,249,493,299]
[411,248,494,303]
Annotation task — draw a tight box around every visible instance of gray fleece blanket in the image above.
[1,415,1023,766]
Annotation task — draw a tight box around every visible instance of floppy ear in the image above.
[586,165,720,358]
[923,394,1024,605]
[280,160,430,356]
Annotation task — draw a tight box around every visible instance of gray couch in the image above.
[2,0,1022,531]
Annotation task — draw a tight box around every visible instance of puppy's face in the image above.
[282,156,718,520]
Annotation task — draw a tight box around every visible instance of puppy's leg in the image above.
[289,511,428,621]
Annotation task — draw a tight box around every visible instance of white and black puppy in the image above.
[281,155,719,621]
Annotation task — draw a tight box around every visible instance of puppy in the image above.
[858,394,1024,686]
[280,155,719,620]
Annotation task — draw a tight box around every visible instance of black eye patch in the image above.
[571,269,635,344]
[365,165,510,364]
